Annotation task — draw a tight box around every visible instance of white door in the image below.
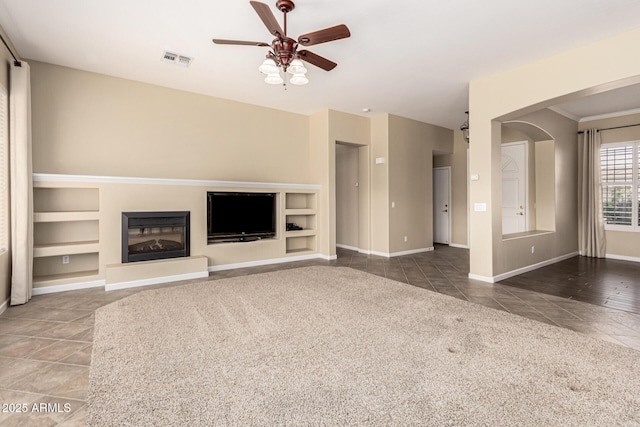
[502,142,527,234]
[433,167,450,244]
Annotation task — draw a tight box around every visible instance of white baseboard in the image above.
[336,244,359,252]
[370,247,434,258]
[32,280,106,296]
[0,298,8,315]
[469,251,579,283]
[336,244,373,255]
[106,271,209,292]
[209,253,328,272]
[606,253,640,263]
[449,243,470,249]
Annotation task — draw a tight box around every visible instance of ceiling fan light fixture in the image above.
[460,111,470,143]
[213,1,351,87]
[287,59,307,75]
[259,58,279,74]
[289,73,309,85]
[264,72,284,84]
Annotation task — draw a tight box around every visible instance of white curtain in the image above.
[577,128,606,258]
[9,62,33,305]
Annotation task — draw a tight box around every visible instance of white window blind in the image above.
[0,87,7,250]
[600,142,639,230]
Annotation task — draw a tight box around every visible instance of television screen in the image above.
[207,192,276,242]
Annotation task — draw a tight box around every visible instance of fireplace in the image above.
[122,211,190,263]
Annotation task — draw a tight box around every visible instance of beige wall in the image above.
[28,59,453,288]
[29,61,318,278]
[370,114,390,254]
[433,130,468,247]
[579,112,640,259]
[30,61,310,183]
[469,26,640,280]
[388,114,453,254]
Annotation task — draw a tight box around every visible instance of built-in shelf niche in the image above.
[284,191,317,255]
[33,184,101,287]
[33,252,100,287]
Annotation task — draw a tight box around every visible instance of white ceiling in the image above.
[2,0,640,130]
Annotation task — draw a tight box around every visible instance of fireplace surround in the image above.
[122,211,190,263]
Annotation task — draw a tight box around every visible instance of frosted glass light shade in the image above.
[264,72,284,84]
[290,73,309,85]
[259,58,279,74]
[287,59,307,75]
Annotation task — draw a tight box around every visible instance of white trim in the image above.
[468,273,496,283]
[0,298,8,315]
[370,247,434,258]
[606,253,640,263]
[449,243,470,249]
[208,253,327,272]
[105,271,209,292]
[336,244,373,255]
[336,243,360,252]
[32,173,321,191]
[548,106,581,122]
[580,107,640,123]
[468,251,578,283]
[32,279,106,296]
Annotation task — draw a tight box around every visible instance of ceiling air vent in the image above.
[161,51,193,67]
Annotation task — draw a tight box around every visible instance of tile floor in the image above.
[1,246,639,426]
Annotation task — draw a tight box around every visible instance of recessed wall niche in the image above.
[501,121,556,236]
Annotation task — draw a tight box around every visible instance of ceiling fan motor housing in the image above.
[276,0,295,13]
[212,1,349,73]
[272,37,297,69]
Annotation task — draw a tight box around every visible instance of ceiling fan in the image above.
[212,0,351,85]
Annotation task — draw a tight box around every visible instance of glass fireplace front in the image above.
[121,211,190,263]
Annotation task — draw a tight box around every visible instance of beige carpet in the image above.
[87,266,640,426]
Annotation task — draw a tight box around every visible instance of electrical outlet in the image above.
[531,246,535,254]
[62,255,70,264]
[404,236,408,242]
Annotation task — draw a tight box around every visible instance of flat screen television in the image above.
[207,192,276,243]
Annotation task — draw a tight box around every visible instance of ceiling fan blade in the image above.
[212,39,270,47]
[297,50,337,71]
[298,24,350,46]
[250,1,284,37]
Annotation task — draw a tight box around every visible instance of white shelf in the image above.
[285,229,316,237]
[34,211,100,222]
[284,208,316,215]
[34,241,100,258]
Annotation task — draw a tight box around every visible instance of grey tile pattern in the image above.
[0,246,639,425]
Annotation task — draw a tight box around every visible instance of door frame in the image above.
[433,166,452,245]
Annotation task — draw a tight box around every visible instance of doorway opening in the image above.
[433,166,451,244]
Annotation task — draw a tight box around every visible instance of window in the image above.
[600,142,639,230]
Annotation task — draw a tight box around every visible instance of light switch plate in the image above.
[474,203,487,212]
